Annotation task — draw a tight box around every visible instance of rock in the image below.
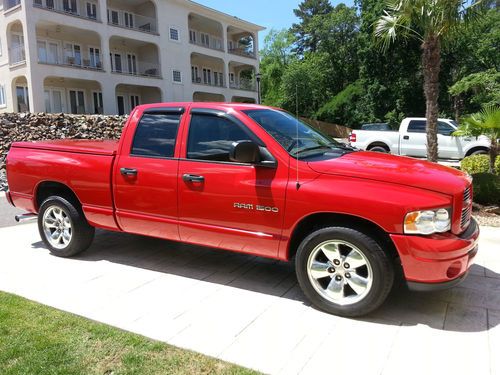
[0,112,127,184]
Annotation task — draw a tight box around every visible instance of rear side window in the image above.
[187,114,252,162]
[131,113,181,158]
[407,120,426,133]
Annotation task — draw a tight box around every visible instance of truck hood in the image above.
[307,151,470,195]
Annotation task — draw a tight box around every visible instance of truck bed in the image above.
[12,140,119,156]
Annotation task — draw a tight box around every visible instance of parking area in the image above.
[0,205,499,374]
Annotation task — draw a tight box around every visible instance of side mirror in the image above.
[229,140,261,164]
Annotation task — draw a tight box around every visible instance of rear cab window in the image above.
[131,112,182,158]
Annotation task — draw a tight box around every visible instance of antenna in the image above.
[295,84,300,190]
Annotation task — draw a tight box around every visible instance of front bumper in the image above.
[391,218,479,288]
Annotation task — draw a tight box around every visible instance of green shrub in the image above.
[461,154,500,176]
[471,173,500,205]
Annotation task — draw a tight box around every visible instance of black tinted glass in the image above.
[131,113,181,157]
[438,121,454,135]
[187,114,251,161]
[407,120,426,133]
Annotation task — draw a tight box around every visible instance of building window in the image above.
[169,27,179,41]
[173,70,182,83]
[93,91,103,114]
[0,85,6,107]
[69,90,85,114]
[86,2,97,19]
[130,95,140,110]
[189,29,196,43]
[16,86,29,112]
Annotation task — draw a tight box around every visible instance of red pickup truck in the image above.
[5,103,479,317]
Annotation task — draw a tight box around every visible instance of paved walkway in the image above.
[0,215,499,374]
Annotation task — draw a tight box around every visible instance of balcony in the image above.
[33,0,100,21]
[9,45,26,66]
[107,0,158,34]
[229,61,256,92]
[229,80,256,92]
[191,53,225,88]
[109,36,161,78]
[188,13,224,52]
[4,0,21,11]
[36,22,104,71]
[227,26,256,59]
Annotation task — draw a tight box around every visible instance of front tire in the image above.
[38,196,95,257]
[295,227,394,317]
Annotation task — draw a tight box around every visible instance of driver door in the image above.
[177,109,288,258]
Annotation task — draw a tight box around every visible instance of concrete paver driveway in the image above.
[0,214,499,375]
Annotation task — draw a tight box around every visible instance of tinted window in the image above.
[131,113,181,158]
[438,121,454,135]
[187,114,252,161]
[407,120,426,133]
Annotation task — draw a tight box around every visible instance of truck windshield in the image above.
[242,109,354,159]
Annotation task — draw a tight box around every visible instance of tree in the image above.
[449,69,500,110]
[374,0,483,162]
[453,105,500,173]
[291,0,333,54]
[259,29,296,107]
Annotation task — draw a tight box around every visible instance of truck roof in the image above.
[136,102,273,112]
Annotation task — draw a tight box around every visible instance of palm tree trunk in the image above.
[490,137,498,174]
[422,36,441,162]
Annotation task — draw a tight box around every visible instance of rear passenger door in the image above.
[399,120,427,157]
[113,108,183,240]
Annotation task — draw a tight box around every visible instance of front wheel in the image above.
[38,196,95,257]
[295,227,394,317]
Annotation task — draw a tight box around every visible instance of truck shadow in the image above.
[32,229,500,333]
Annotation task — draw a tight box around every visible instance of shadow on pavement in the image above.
[31,229,500,333]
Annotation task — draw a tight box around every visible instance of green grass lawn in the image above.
[0,291,260,375]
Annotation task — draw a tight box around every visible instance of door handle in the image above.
[403,135,410,140]
[120,167,138,176]
[183,174,205,183]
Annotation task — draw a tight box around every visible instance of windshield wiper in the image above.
[291,145,333,157]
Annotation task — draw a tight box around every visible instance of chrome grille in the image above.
[460,186,472,229]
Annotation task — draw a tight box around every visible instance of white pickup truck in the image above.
[349,117,490,160]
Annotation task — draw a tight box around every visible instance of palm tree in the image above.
[374,0,482,162]
[453,105,500,173]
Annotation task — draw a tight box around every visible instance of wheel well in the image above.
[465,146,489,157]
[367,142,390,151]
[35,181,81,210]
[287,213,400,265]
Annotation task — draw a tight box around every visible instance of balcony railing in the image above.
[189,32,224,52]
[192,77,225,88]
[4,0,21,10]
[111,61,161,78]
[33,0,100,21]
[108,11,157,34]
[228,46,256,59]
[9,45,26,66]
[38,54,104,70]
[229,80,256,92]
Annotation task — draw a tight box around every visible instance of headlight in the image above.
[404,208,451,235]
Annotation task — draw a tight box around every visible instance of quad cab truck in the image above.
[350,117,490,159]
[6,103,480,317]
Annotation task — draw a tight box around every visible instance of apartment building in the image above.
[0,0,264,115]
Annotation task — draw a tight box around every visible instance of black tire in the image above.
[38,195,95,257]
[368,145,389,153]
[295,227,394,317]
[470,149,488,156]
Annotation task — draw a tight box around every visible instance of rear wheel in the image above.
[38,196,95,257]
[295,227,394,317]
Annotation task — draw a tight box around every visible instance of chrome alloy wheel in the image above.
[42,206,72,249]
[307,240,373,305]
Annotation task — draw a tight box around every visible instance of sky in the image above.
[194,0,354,46]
